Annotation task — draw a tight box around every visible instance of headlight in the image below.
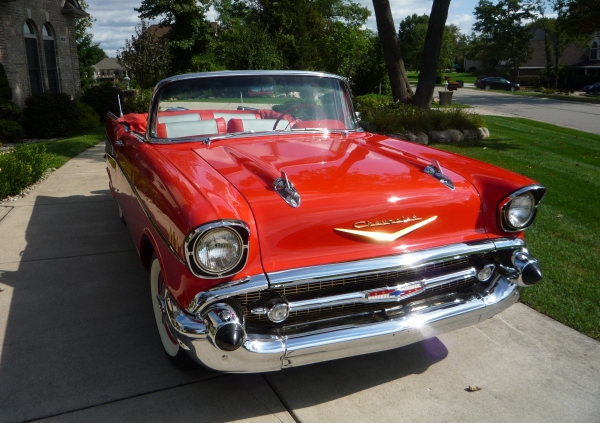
[197,228,243,274]
[499,185,546,232]
[185,221,250,278]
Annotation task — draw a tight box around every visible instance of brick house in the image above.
[0,0,88,107]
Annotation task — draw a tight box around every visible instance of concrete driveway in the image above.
[450,88,600,134]
[1,145,599,423]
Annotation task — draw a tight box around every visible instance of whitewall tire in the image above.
[150,254,196,369]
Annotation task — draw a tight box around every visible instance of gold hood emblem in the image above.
[334,216,437,243]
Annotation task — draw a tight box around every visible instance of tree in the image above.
[563,0,600,39]
[413,0,452,109]
[472,0,541,76]
[117,21,170,89]
[372,0,413,102]
[75,0,107,91]
[136,0,216,74]
[398,15,459,73]
[352,31,390,96]
[537,0,571,88]
[398,14,430,70]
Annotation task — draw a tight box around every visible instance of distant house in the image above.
[93,57,125,83]
[519,29,599,77]
[465,30,600,78]
[0,0,88,107]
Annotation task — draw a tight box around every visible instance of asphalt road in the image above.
[449,88,600,135]
[1,146,600,423]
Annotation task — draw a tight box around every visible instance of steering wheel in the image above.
[273,103,328,130]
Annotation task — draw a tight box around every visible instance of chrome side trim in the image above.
[186,274,269,315]
[267,239,517,287]
[285,268,475,312]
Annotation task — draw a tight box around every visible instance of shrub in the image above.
[76,100,100,129]
[124,89,152,114]
[22,93,79,138]
[514,75,543,87]
[354,94,393,114]
[0,63,11,101]
[469,66,477,73]
[0,143,54,198]
[82,85,131,121]
[360,101,485,136]
[0,100,21,121]
[0,119,26,142]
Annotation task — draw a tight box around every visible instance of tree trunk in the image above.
[372,0,413,102]
[412,0,451,109]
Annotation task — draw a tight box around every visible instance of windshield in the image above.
[150,73,357,140]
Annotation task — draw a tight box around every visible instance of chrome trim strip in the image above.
[267,239,513,287]
[285,268,476,312]
[186,274,269,315]
[171,276,520,372]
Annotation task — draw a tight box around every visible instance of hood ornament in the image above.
[273,170,301,208]
[424,159,455,190]
[335,216,437,243]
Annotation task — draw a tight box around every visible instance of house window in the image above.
[591,42,598,60]
[23,21,42,94]
[42,24,60,93]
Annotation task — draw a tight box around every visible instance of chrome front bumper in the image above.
[166,276,520,373]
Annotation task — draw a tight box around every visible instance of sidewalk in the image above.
[1,145,599,423]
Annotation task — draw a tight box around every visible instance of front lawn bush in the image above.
[359,101,485,135]
[0,63,11,101]
[76,100,100,129]
[82,86,131,121]
[0,143,54,198]
[22,93,79,138]
[124,89,152,114]
[0,101,22,121]
[0,119,26,142]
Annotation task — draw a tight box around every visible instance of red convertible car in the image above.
[105,71,545,372]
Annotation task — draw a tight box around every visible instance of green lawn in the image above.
[42,126,105,168]
[434,117,600,341]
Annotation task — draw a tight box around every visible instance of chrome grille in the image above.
[234,252,496,328]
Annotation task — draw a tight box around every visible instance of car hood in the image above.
[193,132,487,273]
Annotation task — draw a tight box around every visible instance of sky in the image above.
[87,0,481,58]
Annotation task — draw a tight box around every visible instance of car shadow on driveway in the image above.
[0,189,447,422]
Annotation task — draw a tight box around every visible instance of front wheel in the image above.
[511,86,517,92]
[150,254,197,369]
[594,89,599,95]
[485,85,491,90]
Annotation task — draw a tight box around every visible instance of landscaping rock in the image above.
[477,127,490,139]
[448,129,464,143]
[462,129,478,141]
[428,130,452,143]
[401,133,418,142]
[415,132,428,145]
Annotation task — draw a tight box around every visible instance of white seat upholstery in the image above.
[158,114,201,124]
[233,119,287,132]
[164,120,219,138]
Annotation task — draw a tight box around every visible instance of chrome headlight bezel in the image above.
[498,185,546,232]
[184,220,250,278]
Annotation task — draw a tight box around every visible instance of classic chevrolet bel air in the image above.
[105,70,545,372]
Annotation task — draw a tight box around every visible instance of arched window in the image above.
[23,21,42,94]
[42,24,60,93]
[591,41,598,60]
